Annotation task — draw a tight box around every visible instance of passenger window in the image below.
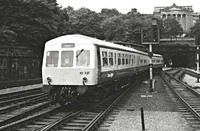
[61,51,74,67]
[46,51,59,67]
[109,52,113,66]
[132,55,135,65]
[122,54,125,65]
[129,55,131,65]
[102,51,108,66]
[76,50,90,67]
[118,53,121,65]
[114,53,117,65]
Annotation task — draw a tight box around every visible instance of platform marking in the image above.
[141,95,153,97]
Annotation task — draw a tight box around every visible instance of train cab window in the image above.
[109,52,113,66]
[61,51,74,67]
[76,50,90,67]
[46,51,59,67]
[102,51,108,66]
[118,53,121,65]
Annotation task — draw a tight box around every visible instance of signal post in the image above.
[142,17,159,92]
[195,33,200,82]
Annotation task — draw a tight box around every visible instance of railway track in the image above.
[0,87,49,127]
[0,84,131,131]
[161,69,200,130]
[0,88,42,101]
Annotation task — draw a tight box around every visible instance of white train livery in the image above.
[42,34,163,105]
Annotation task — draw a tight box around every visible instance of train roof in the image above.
[45,34,162,57]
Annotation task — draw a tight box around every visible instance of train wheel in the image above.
[58,94,68,106]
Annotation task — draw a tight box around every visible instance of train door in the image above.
[96,46,101,83]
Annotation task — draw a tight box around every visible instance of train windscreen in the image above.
[76,50,90,67]
[46,51,59,67]
[61,51,74,67]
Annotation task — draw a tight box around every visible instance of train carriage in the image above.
[42,34,163,105]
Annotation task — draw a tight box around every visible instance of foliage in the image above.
[67,7,103,38]
[1,1,185,47]
[190,20,200,36]
[101,15,126,41]
[100,8,120,18]
[0,0,69,46]
[163,17,183,38]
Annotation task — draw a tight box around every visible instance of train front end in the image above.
[42,35,98,105]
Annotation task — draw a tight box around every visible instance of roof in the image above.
[154,3,193,13]
[45,34,162,57]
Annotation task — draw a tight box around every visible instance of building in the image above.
[154,3,200,33]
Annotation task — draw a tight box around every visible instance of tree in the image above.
[190,20,200,45]
[67,8,103,38]
[163,17,183,39]
[101,15,126,41]
[0,0,69,46]
[100,8,120,18]
[190,20,200,36]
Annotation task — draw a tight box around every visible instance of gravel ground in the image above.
[108,75,193,131]
[0,84,42,95]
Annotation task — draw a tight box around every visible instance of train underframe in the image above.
[45,78,131,106]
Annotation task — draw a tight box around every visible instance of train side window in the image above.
[46,51,59,67]
[114,53,117,65]
[109,52,113,66]
[102,51,108,66]
[61,51,74,67]
[122,54,125,65]
[118,53,121,65]
[76,50,90,67]
[144,59,147,64]
[138,56,140,65]
[125,54,128,65]
[132,55,134,65]
[152,59,155,63]
[140,58,143,64]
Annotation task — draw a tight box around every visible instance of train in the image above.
[42,34,163,105]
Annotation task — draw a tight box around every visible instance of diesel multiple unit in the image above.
[42,34,163,105]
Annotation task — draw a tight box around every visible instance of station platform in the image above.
[108,75,194,131]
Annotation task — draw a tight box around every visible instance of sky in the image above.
[57,0,200,14]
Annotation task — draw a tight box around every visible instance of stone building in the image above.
[154,3,200,33]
